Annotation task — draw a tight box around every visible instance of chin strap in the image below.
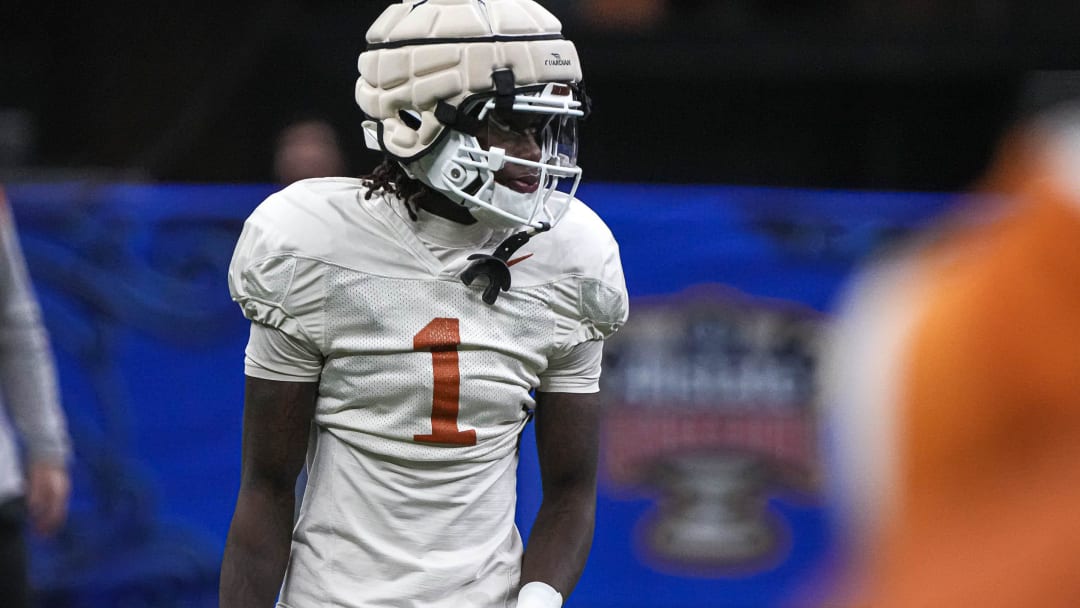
[461,222,550,305]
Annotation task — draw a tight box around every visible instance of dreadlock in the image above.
[360,157,430,221]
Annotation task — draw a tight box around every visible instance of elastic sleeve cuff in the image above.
[25,445,71,467]
[537,339,603,393]
[244,357,321,382]
[244,322,323,381]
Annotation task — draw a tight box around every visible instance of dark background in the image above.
[3,0,1080,190]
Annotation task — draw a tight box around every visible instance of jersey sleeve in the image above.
[550,207,630,357]
[537,338,603,393]
[227,199,326,360]
[244,321,323,381]
[578,251,629,341]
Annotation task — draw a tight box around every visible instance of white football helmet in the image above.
[356,0,588,231]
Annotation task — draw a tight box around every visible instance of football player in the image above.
[218,2,628,608]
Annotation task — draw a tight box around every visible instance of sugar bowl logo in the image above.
[600,287,822,575]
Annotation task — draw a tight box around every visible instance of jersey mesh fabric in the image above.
[318,266,551,463]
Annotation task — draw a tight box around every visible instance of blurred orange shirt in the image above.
[825,116,1080,608]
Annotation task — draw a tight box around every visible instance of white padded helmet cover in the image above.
[356,0,583,160]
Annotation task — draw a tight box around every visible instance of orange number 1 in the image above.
[413,318,477,446]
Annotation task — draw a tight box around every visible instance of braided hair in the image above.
[360,157,430,221]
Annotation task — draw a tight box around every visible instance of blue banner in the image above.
[6,182,953,607]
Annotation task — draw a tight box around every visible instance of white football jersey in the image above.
[227,178,628,608]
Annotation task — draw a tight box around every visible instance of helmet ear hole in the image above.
[442,161,471,188]
[398,110,422,131]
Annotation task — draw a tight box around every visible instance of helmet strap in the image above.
[492,68,517,115]
[434,67,518,136]
[435,101,483,136]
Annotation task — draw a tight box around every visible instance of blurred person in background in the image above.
[271,118,348,186]
[219,2,628,608]
[821,94,1080,607]
[0,187,72,608]
[270,116,350,519]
